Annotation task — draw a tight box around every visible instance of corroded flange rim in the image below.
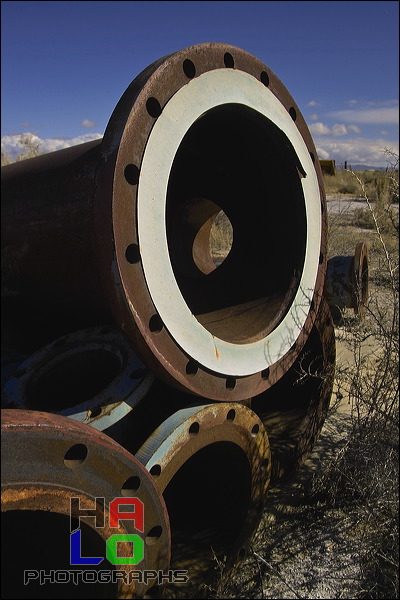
[95,42,327,401]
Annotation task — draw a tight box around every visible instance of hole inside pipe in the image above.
[162,441,252,574]
[361,255,369,305]
[26,349,122,411]
[1,510,116,599]
[166,104,307,344]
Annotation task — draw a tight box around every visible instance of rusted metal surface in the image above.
[1,409,171,598]
[136,402,271,576]
[319,159,336,176]
[324,242,369,323]
[2,43,327,401]
[252,297,336,480]
[1,326,153,431]
[1,43,338,599]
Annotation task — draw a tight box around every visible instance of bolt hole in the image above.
[224,52,234,68]
[183,59,196,79]
[150,464,161,477]
[14,368,26,377]
[64,444,88,468]
[186,360,199,376]
[87,406,102,418]
[261,458,269,470]
[261,368,270,380]
[310,151,315,163]
[319,252,324,265]
[226,377,236,390]
[260,71,269,86]
[130,368,147,379]
[289,107,297,121]
[99,327,112,335]
[226,409,236,421]
[251,424,260,437]
[53,339,66,348]
[124,164,139,186]
[310,299,315,311]
[125,244,140,264]
[189,422,200,436]
[149,314,163,333]
[121,476,141,495]
[146,97,162,118]
[145,525,162,545]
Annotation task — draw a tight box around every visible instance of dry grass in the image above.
[204,154,399,599]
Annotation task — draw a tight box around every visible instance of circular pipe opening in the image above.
[1,510,116,599]
[26,349,122,411]
[162,441,252,575]
[166,104,307,344]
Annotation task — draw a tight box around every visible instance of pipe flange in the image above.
[95,42,327,401]
[136,402,271,575]
[1,326,153,431]
[1,409,170,598]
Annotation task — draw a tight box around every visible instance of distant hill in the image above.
[338,164,387,172]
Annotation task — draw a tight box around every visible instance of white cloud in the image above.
[309,122,350,136]
[328,105,399,125]
[81,119,96,128]
[380,130,389,136]
[331,124,348,137]
[1,132,103,159]
[307,100,318,107]
[315,136,399,167]
[309,122,331,136]
[348,125,361,134]
[309,113,319,121]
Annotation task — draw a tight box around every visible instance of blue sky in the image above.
[1,0,399,166]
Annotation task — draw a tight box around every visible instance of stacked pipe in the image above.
[1,43,354,598]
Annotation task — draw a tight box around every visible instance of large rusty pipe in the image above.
[1,409,171,599]
[2,43,328,401]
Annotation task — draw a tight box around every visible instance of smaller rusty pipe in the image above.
[1,326,153,432]
[324,242,369,323]
[136,403,271,593]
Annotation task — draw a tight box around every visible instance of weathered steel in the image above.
[1,409,171,598]
[2,43,327,401]
[324,241,369,323]
[135,402,270,590]
[1,326,153,431]
[252,297,336,480]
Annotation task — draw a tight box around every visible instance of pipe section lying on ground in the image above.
[136,402,270,590]
[1,326,153,431]
[1,409,170,599]
[2,43,327,402]
[252,297,336,480]
[324,242,369,323]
